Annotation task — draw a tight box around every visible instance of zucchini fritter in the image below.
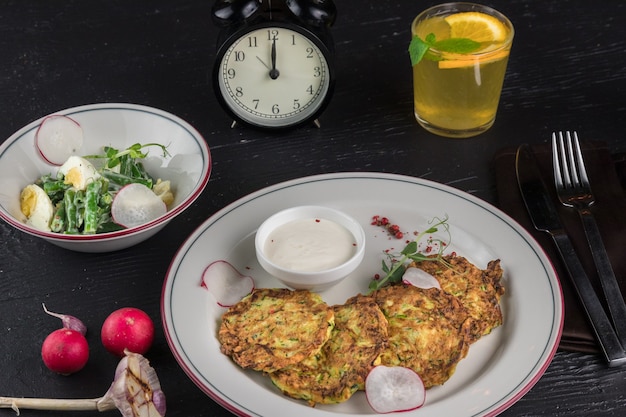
[411,255,505,343]
[218,288,334,373]
[269,294,389,406]
[217,255,506,404]
[373,284,472,388]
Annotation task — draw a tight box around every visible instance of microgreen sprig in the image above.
[83,143,170,169]
[103,143,170,169]
[409,33,481,65]
[368,215,451,293]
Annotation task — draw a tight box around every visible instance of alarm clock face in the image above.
[215,24,333,129]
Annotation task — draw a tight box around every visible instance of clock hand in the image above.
[256,56,271,70]
[269,38,280,80]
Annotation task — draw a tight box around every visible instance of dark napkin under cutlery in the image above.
[516,144,626,366]
[494,141,626,354]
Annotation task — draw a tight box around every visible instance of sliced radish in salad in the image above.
[365,365,426,414]
[35,115,84,165]
[402,267,441,290]
[201,260,255,307]
[111,183,166,228]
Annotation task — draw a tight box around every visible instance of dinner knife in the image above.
[515,144,626,367]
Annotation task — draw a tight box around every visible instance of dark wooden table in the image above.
[1,1,626,416]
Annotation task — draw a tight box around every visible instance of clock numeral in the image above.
[252,99,260,110]
[306,47,314,58]
[235,87,244,97]
[293,99,301,110]
[313,66,321,77]
[267,29,278,41]
[272,104,280,114]
[306,85,314,95]
[247,36,258,48]
[291,34,296,45]
[227,68,236,79]
[234,51,245,62]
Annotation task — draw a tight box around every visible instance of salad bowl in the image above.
[0,103,211,252]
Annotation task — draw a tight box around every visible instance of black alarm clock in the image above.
[211,0,337,130]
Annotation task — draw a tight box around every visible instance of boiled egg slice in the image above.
[58,155,101,190]
[20,184,54,232]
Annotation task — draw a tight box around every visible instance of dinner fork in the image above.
[552,131,626,348]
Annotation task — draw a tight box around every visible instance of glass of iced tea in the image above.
[410,3,514,138]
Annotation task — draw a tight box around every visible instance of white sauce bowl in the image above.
[255,205,366,291]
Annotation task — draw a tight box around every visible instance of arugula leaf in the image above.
[409,33,481,65]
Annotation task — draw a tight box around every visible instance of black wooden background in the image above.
[1,1,625,416]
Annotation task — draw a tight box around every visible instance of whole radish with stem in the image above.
[41,304,89,375]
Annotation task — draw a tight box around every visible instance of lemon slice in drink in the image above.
[438,11,509,69]
[444,11,508,43]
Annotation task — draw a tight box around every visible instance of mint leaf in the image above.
[433,38,481,54]
[408,36,430,66]
[409,33,481,65]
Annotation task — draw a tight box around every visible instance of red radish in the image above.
[42,303,87,335]
[101,307,155,357]
[402,267,441,290]
[41,328,89,375]
[201,260,255,307]
[111,183,167,228]
[365,365,426,414]
[35,115,84,165]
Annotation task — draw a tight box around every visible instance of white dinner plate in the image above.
[161,172,563,417]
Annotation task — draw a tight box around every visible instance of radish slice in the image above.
[111,183,166,228]
[35,115,84,165]
[201,260,255,307]
[402,267,441,290]
[365,365,426,414]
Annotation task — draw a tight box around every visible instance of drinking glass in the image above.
[411,3,514,138]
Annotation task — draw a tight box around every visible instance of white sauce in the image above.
[264,218,357,272]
